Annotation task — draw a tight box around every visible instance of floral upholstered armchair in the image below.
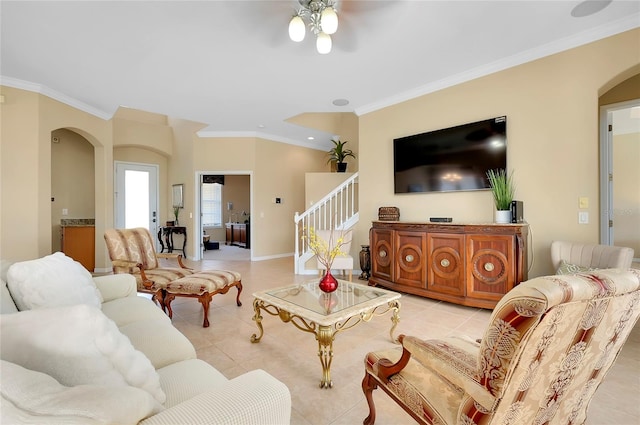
[104,227,194,305]
[362,268,640,424]
[104,228,243,327]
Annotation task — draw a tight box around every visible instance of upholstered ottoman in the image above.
[163,270,242,327]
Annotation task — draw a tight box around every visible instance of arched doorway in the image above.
[599,72,640,258]
[50,128,95,270]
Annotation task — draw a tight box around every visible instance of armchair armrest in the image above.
[371,335,496,411]
[139,369,291,425]
[93,274,137,302]
[111,259,141,273]
[156,253,190,269]
[400,335,496,411]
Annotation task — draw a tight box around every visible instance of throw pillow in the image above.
[7,252,102,311]
[1,360,163,424]
[556,260,599,275]
[0,304,166,404]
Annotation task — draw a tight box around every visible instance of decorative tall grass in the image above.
[486,169,515,211]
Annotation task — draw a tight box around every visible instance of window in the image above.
[202,183,222,227]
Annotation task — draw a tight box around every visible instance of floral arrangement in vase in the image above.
[305,227,349,293]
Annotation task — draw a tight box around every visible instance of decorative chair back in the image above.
[104,227,159,272]
[468,269,640,423]
[550,240,634,270]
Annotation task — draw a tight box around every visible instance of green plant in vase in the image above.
[326,138,356,172]
[486,169,515,223]
[173,206,181,225]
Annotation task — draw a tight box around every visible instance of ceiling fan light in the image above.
[320,7,338,35]
[289,15,306,42]
[316,32,331,54]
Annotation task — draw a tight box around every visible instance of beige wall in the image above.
[194,136,326,258]
[0,86,113,267]
[305,172,355,208]
[0,87,40,260]
[51,129,95,252]
[288,111,359,172]
[357,29,640,277]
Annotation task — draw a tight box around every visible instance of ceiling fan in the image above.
[235,0,405,53]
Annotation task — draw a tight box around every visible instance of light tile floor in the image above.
[165,256,639,425]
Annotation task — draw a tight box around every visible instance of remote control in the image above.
[430,217,453,223]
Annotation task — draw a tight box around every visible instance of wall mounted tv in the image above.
[393,116,507,194]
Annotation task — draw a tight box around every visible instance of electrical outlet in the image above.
[62,208,68,216]
[578,211,589,224]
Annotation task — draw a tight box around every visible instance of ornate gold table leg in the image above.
[250,298,264,343]
[389,300,401,343]
[316,325,335,389]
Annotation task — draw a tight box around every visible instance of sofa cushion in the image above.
[119,319,197,369]
[156,359,228,408]
[556,259,598,275]
[101,295,171,327]
[1,360,162,424]
[1,279,18,314]
[6,252,102,311]
[0,304,166,404]
[93,274,138,302]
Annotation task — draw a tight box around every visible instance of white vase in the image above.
[495,210,511,224]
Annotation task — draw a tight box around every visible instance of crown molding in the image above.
[355,13,640,117]
[0,76,113,120]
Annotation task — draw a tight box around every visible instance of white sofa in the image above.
[0,254,291,424]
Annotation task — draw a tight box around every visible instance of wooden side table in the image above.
[158,226,187,256]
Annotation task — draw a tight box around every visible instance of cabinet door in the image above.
[225,224,232,245]
[466,234,515,302]
[62,226,95,272]
[427,233,465,296]
[371,228,394,281]
[395,231,426,288]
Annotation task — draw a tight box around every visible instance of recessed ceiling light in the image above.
[332,98,349,106]
[308,136,315,140]
[257,124,265,128]
[571,0,612,18]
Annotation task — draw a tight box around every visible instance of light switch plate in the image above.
[578,211,589,224]
[579,197,589,209]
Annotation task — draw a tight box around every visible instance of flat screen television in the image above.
[393,116,507,194]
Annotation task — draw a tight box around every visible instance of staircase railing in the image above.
[294,173,359,274]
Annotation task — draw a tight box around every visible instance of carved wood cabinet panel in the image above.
[369,221,528,309]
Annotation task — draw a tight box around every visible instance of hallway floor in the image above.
[163,256,639,425]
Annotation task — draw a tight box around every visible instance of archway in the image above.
[50,128,96,270]
[598,72,640,258]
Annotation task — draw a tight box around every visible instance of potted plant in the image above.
[173,206,181,225]
[486,168,515,223]
[327,138,356,172]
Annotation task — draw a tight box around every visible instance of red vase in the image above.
[319,271,338,293]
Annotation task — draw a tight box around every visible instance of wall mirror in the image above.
[172,184,184,208]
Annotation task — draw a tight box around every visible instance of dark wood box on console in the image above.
[369,221,528,309]
[378,207,400,221]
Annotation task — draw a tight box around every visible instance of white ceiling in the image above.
[1,1,639,150]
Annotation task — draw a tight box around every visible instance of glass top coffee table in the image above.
[251,279,401,388]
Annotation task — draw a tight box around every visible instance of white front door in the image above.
[114,162,159,237]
